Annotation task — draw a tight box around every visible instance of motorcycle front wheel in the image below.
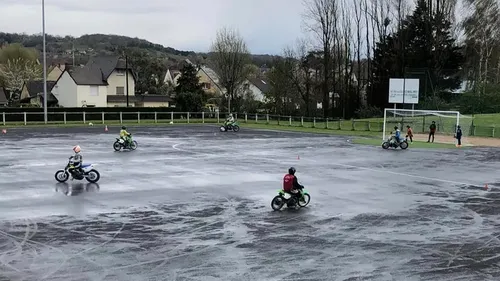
[271,196,285,211]
[400,141,409,149]
[55,170,69,183]
[130,141,138,150]
[298,194,311,207]
[232,125,240,132]
[382,142,389,149]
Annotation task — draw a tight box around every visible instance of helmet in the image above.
[394,126,398,130]
[229,113,233,117]
[73,145,81,153]
[288,167,296,175]
[122,126,126,130]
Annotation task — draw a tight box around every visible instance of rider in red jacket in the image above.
[283,167,304,198]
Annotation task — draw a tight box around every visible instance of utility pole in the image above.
[125,54,129,107]
[72,42,75,66]
[42,0,48,124]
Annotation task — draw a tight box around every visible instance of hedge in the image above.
[0,107,187,113]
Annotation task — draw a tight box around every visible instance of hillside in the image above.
[0,32,277,67]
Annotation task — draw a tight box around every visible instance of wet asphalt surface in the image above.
[1,125,500,280]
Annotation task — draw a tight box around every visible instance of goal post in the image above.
[382,108,473,144]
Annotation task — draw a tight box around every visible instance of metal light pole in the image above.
[42,0,48,124]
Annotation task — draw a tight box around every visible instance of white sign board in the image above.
[388,78,419,104]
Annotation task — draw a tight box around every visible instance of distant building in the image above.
[41,56,171,107]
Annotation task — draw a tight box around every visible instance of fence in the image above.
[0,110,497,138]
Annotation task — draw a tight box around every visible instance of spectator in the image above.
[427,121,436,143]
[406,125,413,143]
[455,125,463,147]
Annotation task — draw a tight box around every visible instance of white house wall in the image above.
[52,71,78,107]
[106,70,135,96]
[248,84,265,102]
[77,85,107,107]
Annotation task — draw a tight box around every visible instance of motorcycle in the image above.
[382,136,409,150]
[220,121,240,132]
[54,156,100,183]
[271,187,311,211]
[113,134,138,151]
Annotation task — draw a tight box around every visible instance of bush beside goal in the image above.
[382,109,473,142]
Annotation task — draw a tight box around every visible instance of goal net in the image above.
[383,109,473,145]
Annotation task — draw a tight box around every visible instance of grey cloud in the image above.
[0,0,305,54]
[2,0,181,14]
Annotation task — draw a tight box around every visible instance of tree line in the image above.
[259,0,500,118]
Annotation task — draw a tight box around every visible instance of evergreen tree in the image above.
[174,63,205,112]
[175,64,203,94]
[369,0,464,109]
[175,92,203,112]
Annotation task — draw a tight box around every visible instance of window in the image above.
[89,86,98,96]
[116,86,124,95]
[202,83,211,90]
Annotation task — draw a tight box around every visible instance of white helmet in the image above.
[229,113,233,117]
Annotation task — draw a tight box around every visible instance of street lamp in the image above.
[42,0,48,124]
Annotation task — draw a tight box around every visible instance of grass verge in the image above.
[243,123,380,137]
[351,137,459,149]
[0,120,382,138]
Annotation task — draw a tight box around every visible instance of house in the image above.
[50,56,172,107]
[259,64,270,75]
[136,95,172,107]
[106,94,172,107]
[51,65,109,107]
[51,56,137,107]
[197,66,225,95]
[20,80,58,107]
[86,56,136,105]
[47,63,71,81]
[164,68,181,86]
[0,88,8,106]
[242,78,270,102]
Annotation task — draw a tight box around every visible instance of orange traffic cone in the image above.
[104,125,108,132]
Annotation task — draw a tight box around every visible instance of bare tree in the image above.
[281,39,316,116]
[462,0,500,93]
[303,0,338,117]
[209,27,250,112]
[353,0,364,101]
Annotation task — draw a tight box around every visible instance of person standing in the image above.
[455,125,463,147]
[427,121,436,143]
[406,125,414,143]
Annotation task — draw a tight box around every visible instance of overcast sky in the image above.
[0,0,306,55]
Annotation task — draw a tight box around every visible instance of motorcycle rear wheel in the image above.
[113,141,122,151]
[85,169,100,183]
[271,196,285,211]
